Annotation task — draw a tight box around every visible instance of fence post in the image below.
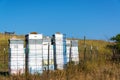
[84,36,86,61]
[90,45,92,61]
[69,40,72,63]
[47,43,50,80]
[96,47,98,61]
[4,48,6,76]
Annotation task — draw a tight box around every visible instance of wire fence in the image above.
[0,38,120,80]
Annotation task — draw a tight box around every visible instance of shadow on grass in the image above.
[0,71,9,76]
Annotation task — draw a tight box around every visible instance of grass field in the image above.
[0,33,119,80]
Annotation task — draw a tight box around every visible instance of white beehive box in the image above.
[25,33,43,74]
[42,36,54,71]
[66,39,71,63]
[53,33,67,70]
[66,39,79,64]
[9,39,25,75]
[71,40,79,64]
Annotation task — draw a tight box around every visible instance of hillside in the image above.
[0,33,24,72]
[0,33,119,80]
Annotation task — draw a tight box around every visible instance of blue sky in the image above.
[0,0,120,40]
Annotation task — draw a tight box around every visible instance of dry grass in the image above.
[0,61,119,80]
[0,34,119,80]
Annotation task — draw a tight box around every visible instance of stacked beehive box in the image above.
[8,32,79,75]
[71,40,79,64]
[25,33,43,74]
[66,39,71,63]
[9,38,25,74]
[66,39,79,64]
[52,33,67,70]
[42,36,54,71]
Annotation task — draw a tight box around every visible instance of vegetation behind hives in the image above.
[0,33,24,71]
[0,33,119,80]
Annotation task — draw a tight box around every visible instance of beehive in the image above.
[42,36,54,71]
[66,39,79,64]
[71,40,79,64]
[9,38,25,74]
[25,33,43,74]
[52,33,67,70]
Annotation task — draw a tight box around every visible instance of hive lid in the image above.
[30,32,38,34]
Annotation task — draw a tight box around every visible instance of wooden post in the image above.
[4,48,5,75]
[96,47,98,60]
[84,36,86,61]
[47,43,50,80]
[69,40,72,63]
[90,45,92,61]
